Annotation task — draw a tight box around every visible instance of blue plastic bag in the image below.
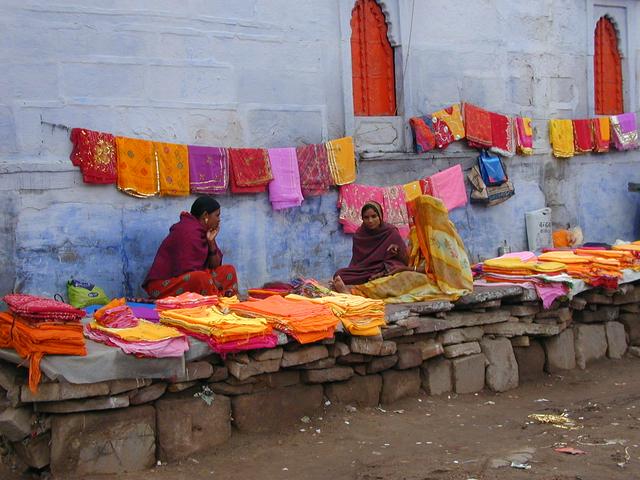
[478,150,507,186]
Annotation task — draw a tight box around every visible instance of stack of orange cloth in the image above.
[538,251,594,280]
[230,296,340,343]
[0,311,86,392]
[612,243,640,262]
[285,293,386,336]
[577,248,638,270]
[483,257,567,277]
[155,292,219,311]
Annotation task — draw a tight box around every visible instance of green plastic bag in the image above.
[67,279,110,309]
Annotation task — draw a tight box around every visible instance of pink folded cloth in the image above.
[268,148,304,210]
[83,327,190,358]
[497,251,538,262]
[428,164,467,211]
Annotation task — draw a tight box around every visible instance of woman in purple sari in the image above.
[333,201,410,292]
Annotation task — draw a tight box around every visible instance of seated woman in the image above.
[333,201,414,292]
[143,196,238,299]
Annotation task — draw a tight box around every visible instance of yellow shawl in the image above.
[326,137,356,185]
[115,137,159,197]
[154,142,190,196]
[549,119,574,158]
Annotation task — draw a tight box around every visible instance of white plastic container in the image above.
[525,207,553,251]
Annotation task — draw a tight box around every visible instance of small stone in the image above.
[324,375,382,406]
[34,394,130,413]
[483,322,526,337]
[108,378,152,395]
[129,382,167,405]
[336,353,370,365]
[543,329,576,372]
[510,336,530,347]
[295,357,337,370]
[21,381,110,403]
[382,325,408,339]
[619,313,640,346]
[403,301,453,315]
[327,342,350,358]
[301,366,354,384]
[167,381,197,393]
[613,287,640,305]
[395,344,423,369]
[420,357,452,395]
[574,324,608,369]
[209,382,254,396]
[13,433,50,469]
[281,346,329,367]
[575,306,620,323]
[535,307,572,323]
[443,341,481,358]
[451,353,486,394]
[256,370,300,389]
[437,327,484,346]
[481,337,518,392]
[414,339,444,360]
[350,335,383,355]
[413,317,452,333]
[581,291,614,304]
[629,346,640,357]
[379,340,397,356]
[250,347,283,362]
[226,358,280,381]
[0,406,33,441]
[522,323,561,336]
[605,321,627,359]
[456,286,523,305]
[510,304,541,317]
[366,354,398,373]
[208,366,229,383]
[570,297,588,311]
[620,303,640,313]
[380,369,421,405]
[443,310,511,329]
[353,365,368,375]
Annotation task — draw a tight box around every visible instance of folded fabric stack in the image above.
[230,296,340,344]
[286,293,386,336]
[0,294,87,392]
[537,251,623,287]
[612,243,640,258]
[158,305,276,355]
[574,248,635,275]
[248,282,294,299]
[93,298,139,328]
[482,257,567,277]
[155,292,219,311]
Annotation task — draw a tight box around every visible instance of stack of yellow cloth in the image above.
[483,257,566,276]
[286,293,386,336]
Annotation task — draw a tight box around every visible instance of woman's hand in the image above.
[206,227,219,247]
[386,244,400,257]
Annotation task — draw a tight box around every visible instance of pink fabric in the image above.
[267,148,304,210]
[497,251,538,262]
[428,165,467,211]
[338,184,385,234]
[473,278,569,309]
[83,326,190,358]
[210,334,279,357]
[381,186,410,238]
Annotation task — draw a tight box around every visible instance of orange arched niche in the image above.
[350,0,396,116]
[594,16,623,115]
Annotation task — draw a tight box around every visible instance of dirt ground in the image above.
[3,356,640,480]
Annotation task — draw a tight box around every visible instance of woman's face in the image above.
[205,209,221,229]
[362,207,381,230]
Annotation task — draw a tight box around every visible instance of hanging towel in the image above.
[326,137,357,185]
[267,147,304,210]
[228,148,273,194]
[432,104,465,140]
[295,144,332,196]
[429,164,468,211]
[548,119,574,158]
[187,146,229,194]
[70,128,118,184]
[382,185,410,238]
[115,137,159,197]
[514,117,534,155]
[572,119,594,154]
[409,117,436,153]
[154,142,190,196]
[610,112,639,150]
[489,112,515,157]
[338,184,384,234]
[463,103,492,148]
[402,181,423,202]
[592,117,611,152]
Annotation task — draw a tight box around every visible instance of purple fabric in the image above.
[611,113,639,150]
[143,212,209,287]
[188,146,228,194]
[267,148,304,210]
[130,306,159,322]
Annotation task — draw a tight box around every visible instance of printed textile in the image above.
[431,117,455,149]
[145,266,238,299]
[489,112,515,157]
[187,146,229,194]
[154,142,190,196]
[592,117,611,152]
[432,104,465,140]
[326,137,357,185]
[463,103,492,148]
[428,164,468,211]
[3,294,85,323]
[514,117,534,155]
[409,117,436,152]
[548,120,575,158]
[267,147,304,210]
[115,137,159,197]
[295,144,332,196]
[402,181,423,203]
[382,185,410,238]
[572,119,594,154]
[228,148,273,193]
[338,184,384,234]
[70,128,118,184]
[610,112,639,150]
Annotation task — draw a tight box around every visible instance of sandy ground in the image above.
[3,356,640,480]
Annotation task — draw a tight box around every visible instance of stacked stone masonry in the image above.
[1,285,638,474]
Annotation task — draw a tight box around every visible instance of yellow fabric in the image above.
[88,319,183,342]
[403,181,422,202]
[483,258,566,274]
[154,142,190,196]
[115,137,159,197]
[549,120,574,158]
[353,271,455,304]
[612,244,640,252]
[326,137,356,185]
[432,104,465,140]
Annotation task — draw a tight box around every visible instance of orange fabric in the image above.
[553,230,572,248]
[350,0,396,116]
[154,142,190,196]
[0,312,86,392]
[115,137,159,197]
[94,298,126,323]
[592,117,611,152]
[594,16,623,115]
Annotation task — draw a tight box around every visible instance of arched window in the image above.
[594,16,623,115]
[350,0,396,116]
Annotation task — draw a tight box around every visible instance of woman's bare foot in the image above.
[332,276,350,294]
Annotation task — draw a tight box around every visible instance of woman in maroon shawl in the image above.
[333,201,410,291]
[143,196,238,299]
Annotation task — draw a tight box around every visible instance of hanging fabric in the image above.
[115,137,159,197]
[70,128,118,184]
[154,142,190,196]
[187,146,229,194]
